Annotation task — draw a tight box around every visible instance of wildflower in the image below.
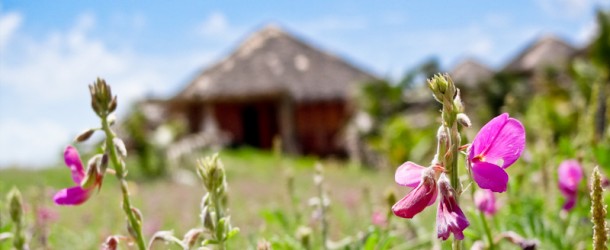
[468,113,525,192]
[53,146,103,205]
[474,189,498,216]
[436,174,469,240]
[558,159,583,211]
[392,165,441,219]
[371,210,387,227]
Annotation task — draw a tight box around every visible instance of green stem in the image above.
[449,125,461,194]
[102,116,147,250]
[478,209,495,250]
[442,105,461,250]
[452,239,462,250]
[318,184,328,250]
[210,187,226,250]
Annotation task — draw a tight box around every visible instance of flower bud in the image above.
[453,89,464,112]
[314,163,324,186]
[201,206,215,231]
[427,74,457,104]
[89,78,114,117]
[437,126,448,142]
[81,154,103,189]
[131,207,143,223]
[457,113,472,127]
[99,154,109,175]
[113,138,127,158]
[183,229,203,248]
[198,154,226,191]
[7,187,23,223]
[108,95,118,113]
[437,174,454,197]
[107,114,117,126]
[295,226,312,248]
[74,129,96,143]
[257,239,272,250]
[102,235,120,250]
[384,188,397,209]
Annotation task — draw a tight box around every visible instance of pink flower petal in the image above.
[558,160,583,195]
[392,176,437,219]
[471,113,525,169]
[395,161,425,187]
[472,161,509,193]
[474,189,497,215]
[481,118,525,169]
[436,176,469,241]
[471,114,508,158]
[53,186,92,206]
[64,146,85,184]
[562,195,577,211]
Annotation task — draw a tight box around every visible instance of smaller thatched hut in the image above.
[168,24,376,156]
[503,35,578,74]
[450,58,495,88]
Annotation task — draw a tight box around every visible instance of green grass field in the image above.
[0,147,400,249]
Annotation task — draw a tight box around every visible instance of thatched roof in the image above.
[450,58,494,88]
[503,35,578,73]
[175,24,376,102]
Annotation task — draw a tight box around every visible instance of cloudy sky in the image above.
[0,0,608,167]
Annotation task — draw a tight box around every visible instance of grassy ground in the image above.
[0,147,396,249]
[1,146,608,249]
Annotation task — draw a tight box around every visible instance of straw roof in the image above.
[175,24,376,102]
[450,58,494,88]
[503,35,578,73]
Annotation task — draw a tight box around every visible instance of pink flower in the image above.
[392,164,440,219]
[393,162,470,240]
[436,174,469,240]
[468,113,525,192]
[37,206,59,223]
[558,160,583,211]
[53,146,102,205]
[371,210,388,227]
[474,189,498,216]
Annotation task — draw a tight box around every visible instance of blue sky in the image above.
[0,0,608,167]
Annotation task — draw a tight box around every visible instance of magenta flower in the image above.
[474,189,498,216]
[393,163,469,240]
[392,164,440,219]
[558,160,583,211]
[53,146,102,205]
[371,210,388,227]
[468,113,525,192]
[436,174,469,240]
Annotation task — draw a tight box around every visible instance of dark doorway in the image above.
[242,105,260,147]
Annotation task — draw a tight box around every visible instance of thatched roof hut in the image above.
[450,58,495,88]
[175,24,375,102]
[503,35,578,73]
[170,24,376,155]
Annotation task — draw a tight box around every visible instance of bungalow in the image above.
[166,25,376,156]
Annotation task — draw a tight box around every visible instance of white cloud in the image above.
[196,11,244,42]
[0,11,212,167]
[0,11,22,50]
[0,119,69,167]
[200,12,229,35]
[576,19,598,45]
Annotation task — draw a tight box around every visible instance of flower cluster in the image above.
[392,112,525,240]
[557,159,583,211]
[468,113,526,193]
[53,146,106,205]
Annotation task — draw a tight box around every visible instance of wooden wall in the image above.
[185,99,347,156]
[213,101,278,149]
[294,101,346,156]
